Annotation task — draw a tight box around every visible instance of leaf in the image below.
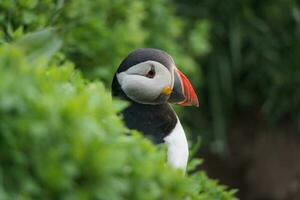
[187,158,203,172]
[14,28,62,63]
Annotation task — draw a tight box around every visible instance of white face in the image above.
[116,60,173,104]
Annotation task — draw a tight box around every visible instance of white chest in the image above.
[163,118,189,172]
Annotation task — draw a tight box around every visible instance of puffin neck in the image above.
[123,101,178,144]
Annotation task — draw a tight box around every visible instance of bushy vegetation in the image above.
[175,0,300,153]
[0,6,236,200]
[0,0,208,82]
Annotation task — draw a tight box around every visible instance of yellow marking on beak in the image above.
[161,86,172,96]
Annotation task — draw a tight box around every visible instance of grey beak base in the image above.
[168,70,185,104]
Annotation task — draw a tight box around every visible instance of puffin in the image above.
[112,48,199,172]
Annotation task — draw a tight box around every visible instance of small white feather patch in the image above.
[164,118,189,172]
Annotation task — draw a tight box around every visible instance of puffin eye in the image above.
[146,66,155,78]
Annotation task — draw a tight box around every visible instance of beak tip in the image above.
[177,96,199,107]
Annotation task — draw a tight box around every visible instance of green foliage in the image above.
[0,0,208,83]
[14,28,62,63]
[0,30,236,199]
[175,0,300,152]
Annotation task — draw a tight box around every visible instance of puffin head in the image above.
[112,48,199,107]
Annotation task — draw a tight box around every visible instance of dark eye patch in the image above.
[146,65,155,78]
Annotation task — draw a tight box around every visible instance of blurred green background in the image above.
[0,0,300,199]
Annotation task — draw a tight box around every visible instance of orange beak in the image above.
[168,68,199,107]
